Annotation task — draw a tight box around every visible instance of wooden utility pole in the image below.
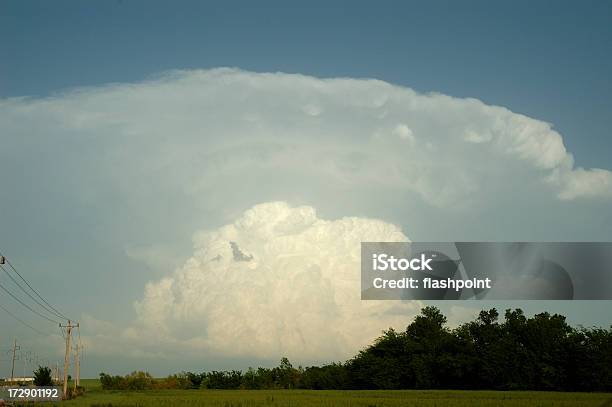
[59,321,78,399]
[10,339,20,382]
[73,343,81,389]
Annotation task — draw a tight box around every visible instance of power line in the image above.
[0,302,50,336]
[0,250,71,321]
[0,280,61,324]
[0,264,67,321]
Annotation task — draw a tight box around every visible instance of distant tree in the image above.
[300,363,348,389]
[33,366,53,386]
[99,371,154,390]
[124,371,153,390]
[341,306,610,391]
[202,370,242,389]
[276,357,299,388]
[97,306,612,393]
[406,306,454,389]
[185,371,204,388]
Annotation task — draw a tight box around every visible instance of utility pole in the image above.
[59,321,78,399]
[73,343,81,389]
[10,339,20,382]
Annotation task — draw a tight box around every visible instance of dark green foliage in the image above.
[202,370,243,389]
[343,307,611,391]
[300,363,349,389]
[99,372,124,390]
[205,359,302,389]
[99,307,612,392]
[99,371,154,390]
[33,366,53,386]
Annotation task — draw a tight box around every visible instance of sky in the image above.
[0,1,611,377]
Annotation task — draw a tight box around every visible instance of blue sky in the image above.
[2,1,611,168]
[1,1,611,376]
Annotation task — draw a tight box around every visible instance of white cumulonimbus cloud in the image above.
[1,68,610,210]
[1,68,611,363]
[133,201,419,360]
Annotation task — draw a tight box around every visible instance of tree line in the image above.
[100,307,611,392]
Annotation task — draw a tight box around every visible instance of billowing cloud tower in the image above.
[134,202,419,360]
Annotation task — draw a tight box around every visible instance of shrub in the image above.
[33,366,53,386]
[99,371,154,390]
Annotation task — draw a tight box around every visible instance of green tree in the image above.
[33,366,53,386]
[276,357,300,388]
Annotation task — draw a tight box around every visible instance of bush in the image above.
[100,373,124,390]
[124,371,153,390]
[156,372,203,389]
[99,371,154,390]
[33,366,53,386]
[64,385,85,400]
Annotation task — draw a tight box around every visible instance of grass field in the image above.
[45,380,612,407]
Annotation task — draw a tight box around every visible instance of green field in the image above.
[48,380,612,407]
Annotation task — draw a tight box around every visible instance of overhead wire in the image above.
[0,302,50,336]
[0,264,67,321]
[0,248,75,376]
[0,280,61,324]
[0,249,71,321]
